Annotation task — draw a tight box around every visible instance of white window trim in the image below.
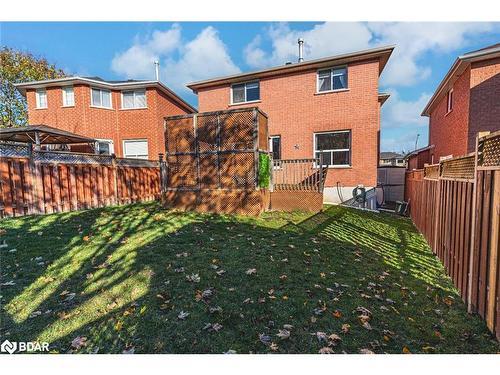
[230,80,260,105]
[90,87,113,109]
[96,139,114,155]
[446,88,453,114]
[122,139,149,160]
[313,130,351,168]
[316,65,348,94]
[62,86,75,107]
[120,90,147,110]
[35,89,48,109]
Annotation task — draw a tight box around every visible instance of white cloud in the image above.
[368,22,496,86]
[111,24,240,93]
[244,23,373,68]
[382,90,432,129]
[163,26,240,92]
[379,89,432,152]
[111,24,181,80]
[244,22,498,86]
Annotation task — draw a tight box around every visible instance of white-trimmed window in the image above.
[121,90,147,109]
[317,66,348,92]
[446,88,453,113]
[314,130,351,167]
[96,139,114,155]
[231,81,260,104]
[123,139,148,159]
[91,88,112,108]
[62,86,74,107]
[35,89,48,109]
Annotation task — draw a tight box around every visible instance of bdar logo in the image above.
[1,340,17,354]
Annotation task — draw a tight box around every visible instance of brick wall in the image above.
[428,66,471,161]
[26,85,190,159]
[468,58,500,151]
[197,59,381,187]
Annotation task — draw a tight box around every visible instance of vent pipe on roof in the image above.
[154,60,160,81]
[298,38,304,63]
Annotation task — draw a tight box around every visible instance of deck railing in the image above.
[271,158,327,193]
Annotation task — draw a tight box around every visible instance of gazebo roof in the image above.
[0,125,96,144]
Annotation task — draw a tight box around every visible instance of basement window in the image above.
[317,66,348,93]
[314,130,351,167]
[123,139,148,159]
[446,88,453,113]
[231,81,260,104]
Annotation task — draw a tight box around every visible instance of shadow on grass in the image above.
[0,202,498,354]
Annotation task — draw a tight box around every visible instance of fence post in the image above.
[111,154,118,205]
[319,152,324,193]
[269,153,274,192]
[159,153,167,194]
[467,133,481,312]
[253,108,259,190]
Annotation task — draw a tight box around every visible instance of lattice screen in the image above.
[479,133,500,167]
[164,108,267,190]
[441,155,475,180]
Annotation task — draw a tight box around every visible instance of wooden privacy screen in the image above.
[0,144,160,218]
[162,108,270,215]
[405,130,500,340]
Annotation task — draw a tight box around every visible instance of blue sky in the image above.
[2,22,499,152]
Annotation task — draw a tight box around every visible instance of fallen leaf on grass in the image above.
[270,342,279,351]
[115,321,123,331]
[359,348,374,354]
[402,346,411,354]
[29,311,42,319]
[341,324,350,334]
[276,329,290,340]
[332,310,342,318]
[177,311,189,320]
[71,336,87,349]
[259,333,272,346]
[186,273,200,283]
[246,268,257,275]
[319,347,334,354]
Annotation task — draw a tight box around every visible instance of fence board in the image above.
[405,130,500,341]
[0,148,160,219]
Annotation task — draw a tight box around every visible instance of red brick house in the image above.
[187,45,394,203]
[15,76,195,159]
[421,43,500,163]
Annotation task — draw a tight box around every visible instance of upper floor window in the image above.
[62,86,74,107]
[317,66,348,93]
[314,130,351,167]
[121,90,147,109]
[446,88,453,113]
[35,89,47,109]
[231,81,260,104]
[91,88,112,109]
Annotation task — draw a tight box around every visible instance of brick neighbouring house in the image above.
[419,43,500,164]
[15,76,196,159]
[187,45,394,204]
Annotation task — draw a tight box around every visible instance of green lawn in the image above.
[0,202,498,354]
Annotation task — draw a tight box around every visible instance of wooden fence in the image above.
[0,144,160,218]
[405,131,500,340]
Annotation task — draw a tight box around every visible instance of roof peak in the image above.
[187,44,395,91]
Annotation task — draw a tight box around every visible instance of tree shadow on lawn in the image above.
[0,202,498,354]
